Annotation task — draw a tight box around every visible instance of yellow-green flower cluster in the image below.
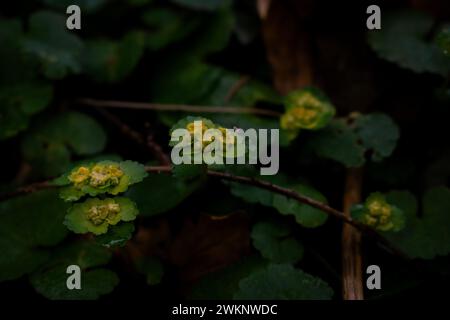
[69,163,124,189]
[64,197,138,235]
[170,117,240,158]
[352,193,405,232]
[59,160,147,201]
[280,88,335,140]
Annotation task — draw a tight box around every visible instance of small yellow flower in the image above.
[186,121,209,134]
[87,202,120,225]
[89,164,123,187]
[68,166,90,186]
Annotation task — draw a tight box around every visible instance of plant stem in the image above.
[0,181,56,202]
[95,107,171,165]
[341,168,364,300]
[78,98,282,117]
[0,165,408,259]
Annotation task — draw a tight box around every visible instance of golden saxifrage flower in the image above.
[280,88,335,140]
[60,160,148,201]
[64,197,139,235]
[351,192,405,232]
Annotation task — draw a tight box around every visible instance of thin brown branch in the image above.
[342,168,364,300]
[95,107,170,165]
[0,165,408,259]
[78,98,282,117]
[224,75,250,102]
[0,181,56,202]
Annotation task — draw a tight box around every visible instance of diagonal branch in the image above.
[78,98,282,117]
[0,164,409,259]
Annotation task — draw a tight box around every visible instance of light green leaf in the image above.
[251,221,304,264]
[64,197,139,235]
[233,264,333,300]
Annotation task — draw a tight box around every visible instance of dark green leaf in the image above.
[126,173,202,217]
[0,190,69,282]
[233,264,333,300]
[142,8,200,50]
[251,221,304,264]
[135,257,164,285]
[171,0,231,11]
[24,11,84,79]
[308,119,365,167]
[96,223,135,248]
[30,241,118,300]
[22,111,107,177]
[82,31,145,83]
[386,187,450,259]
[436,26,450,57]
[354,113,399,162]
[368,11,450,75]
[42,0,108,13]
[189,256,267,299]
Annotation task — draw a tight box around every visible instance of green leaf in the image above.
[228,171,328,228]
[0,83,53,140]
[22,112,107,177]
[308,119,365,167]
[41,0,108,13]
[153,60,280,130]
[126,173,202,217]
[354,113,400,162]
[82,31,145,83]
[172,164,207,181]
[386,187,450,259]
[135,257,164,285]
[0,190,69,282]
[368,11,450,75]
[170,0,231,11]
[23,11,84,79]
[251,220,304,264]
[0,19,53,140]
[189,256,267,299]
[30,241,119,300]
[142,8,200,50]
[64,197,139,235]
[233,264,333,300]
[273,184,328,228]
[96,222,135,248]
[436,26,450,57]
